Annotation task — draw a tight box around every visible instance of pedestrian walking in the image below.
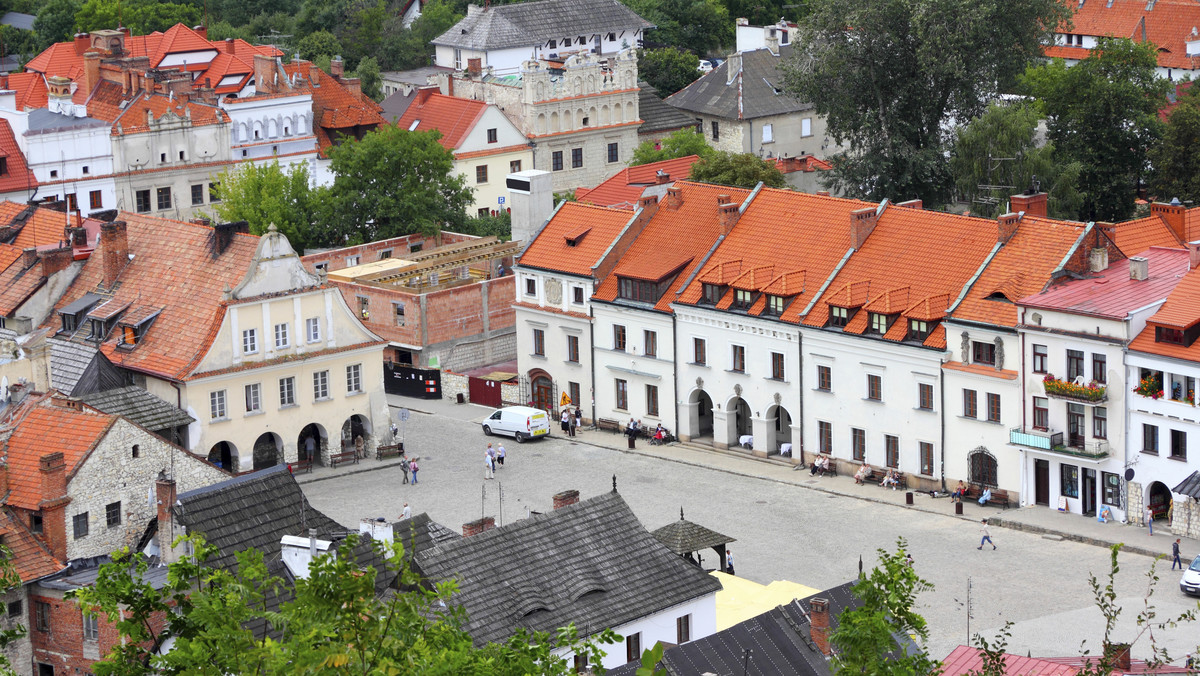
[575,408,582,432]
[354,434,365,459]
[485,450,495,480]
[569,408,577,437]
[978,519,996,550]
[1146,506,1154,536]
[304,435,316,462]
[725,549,735,575]
[400,457,410,484]
[401,502,411,520]
[1173,538,1183,570]
[390,422,399,442]
[497,443,506,467]
[410,457,419,484]
[561,409,571,434]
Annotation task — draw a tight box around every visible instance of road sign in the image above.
[560,391,571,406]
[397,408,410,422]
[498,196,506,205]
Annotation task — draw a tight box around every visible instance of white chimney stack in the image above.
[281,532,333,579]
[507,169,554,248]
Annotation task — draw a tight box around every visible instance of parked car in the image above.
[697,59,715,73]
[1182,555,1200,596]
[482,406,551,443]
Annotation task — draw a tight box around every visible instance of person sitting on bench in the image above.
[811,455,830,477]
[978,487,992,505]
[854,463,871,485]
[881,469,899,490]
[952,480,965,503]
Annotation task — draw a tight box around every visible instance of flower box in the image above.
[1042,374,1106,402]
[1132,375,1164,400]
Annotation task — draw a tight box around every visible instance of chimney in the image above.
[764,32,780,56]
[8,381,27,405]
[1010,192,1048,219]
[1104,643,1132,672]
[99,220,129,289]
[310,62,321,83]
[342,77,362,98]
[416,86,437,107]
[717,194,732,205]
[83,51,101,95]
[655,170,670,184]
[638,194,659,211]
[330,55,345,78]
[155,478,179,563]
[552,490,580,509]
[810,597,831,656]
[850,206,878,250]
[193,25,207,39]
[254,53,275,94]
[725,53,742,84]
[1129,256,1149,281]
[467,57,482,76]
[508,169,554,245]
[1189,240,1200,270]
[225,37,236,54]
[998,213,1020,245]
[19,247,38,269]
[719,203,740,235]
[896,198,922,210]
[38,246,74,277]
[280,531,333,579]
[38,452,70,561]
[664,187,683,210]
[1151,200,1187,243]
[212,221,247,256]
[462,516,496,536]
[74,33,91,56]
[1089,247,1109,273]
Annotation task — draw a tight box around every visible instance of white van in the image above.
[482,406,551,443]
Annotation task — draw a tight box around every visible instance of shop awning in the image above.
[1173,471,1200,499]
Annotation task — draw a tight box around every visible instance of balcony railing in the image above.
[1009,427,1109,459]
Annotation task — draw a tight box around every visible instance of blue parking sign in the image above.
[498,196,506,205]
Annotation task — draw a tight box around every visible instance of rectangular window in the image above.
[105,501,121,528]
[89,190,103,209]
[885,435,899,468]
[963,389,977,418]
[525,278,537,296]
[210,390,226,419]
[1061,464,1079,498]
[818,420,832,453]
[829,306,850,327]
[191,184,204,205]
[245,383,261,413]
[1092,353,1106,383]
[567,335,579,362]
[908,319,929,342]
[357,296,369,319]
[676,614,691,644]
[615,379,628,410]
[613,325,626,351]
[1067,403,1085,447]
[552,151,563,171]
[771,352,785,380]
[801,117,812,137]
[851,427,865,460]
[625,633,642,665]
[646,384,659,417]
[572,287,584,304]
[82,613,99,641]
[732,289,753,309]
[135,189,151,213]
[156,186,172,211]
[731,345,746,372]
[1102,471,1122,508]
[761,123,774,143]
[869,313,889,334]
[474,164,489,184]
[607,142,619,163]
[73,512,89,539]
[866,374,881,401]
[644,330,657,357]
[486,128,498,143]
[35,601,49,632]
[1143,423,1159,454]
[510,159,522,173]
[918,383,933,410]
[1067,349,1084,381]
[568,382,580,409]
[532,328,545,356]
[274,323,289,348]
[1093,406,1107,439]
[711,120,719,140]
[279,377,295,406]
[817,365,831,391]
[973,341,996,365]
[313,371,329,400]
[346,364,362,394]
[306,317,320,343]
[1033,396,1048,429]
[1171,429,1187,459]
[694,338,706,365]
[6,600,19,618]
[393,302,406,326]
[766,295,786,315]
[209,182,221,202]
[571,147,583,168]
[30,512,42,534]
[1032,344,1048,373]
[242,328,258,354]
[701,284,724,305]
[986,393,1001,423]
[919,441,933,476]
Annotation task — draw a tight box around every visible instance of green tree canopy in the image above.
[33,0,81,48]
[688,151,785,189]
[631,127,713,166]
[1148,84,1200,205]
[1022,38,1169,222]
[950,101,1082,219]
[296,29,343,62]
[783,0,1070,206]
[73,0,201,36]
[377,0,462,71]
[317,125,474,244]
[208,160,320,251]
[640,47,702,98]
[355,56,382,101]
[623,0,733,54]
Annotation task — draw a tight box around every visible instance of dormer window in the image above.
[765,295,788,316]
[829,306,850,327]
[548,39,557,49]
[1156,326,1187,345]
[908,319,930,342]
[701,284,724,305]
[732,289,754,310]
[58,293,103,335]
[868,312,892,334]
[563,37,572,47]
[618,277,659,303]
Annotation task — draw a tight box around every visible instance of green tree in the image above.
[720,0,800,30]
[640,47,702,98]
[69,534,618,675]
[208,161,319,251]
[33,0,80,49]
[453,210,511,240]
[0,544,26,673]
[205,21,253,42]
[377,0,462,71]
[355,56,382,101]
[296,29,342,62]
[623,0,733,53]
[630,127,713,166]
[831,539,940,676]
[1149,84,1200,205]
[73,0,201,36]
[783,0,1070,206]
[950,102,1082,219]
[319,125,474,244]
[688,151,785,188]
[1022,38,1169,223]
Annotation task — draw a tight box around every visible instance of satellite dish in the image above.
[1124,468,1135,481]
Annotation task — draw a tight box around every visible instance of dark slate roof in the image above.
[637,82,699,135]
[432,0,653,50]
[414,490,722,647]
[392,512,460,563]
[609,581,859,676]
[79,386,194,431]
[49,338,97,395]
[666,46,813,121]
[0,12,34,31]
[1174,471,1200,499]
[40,556,171,592]
[652,515,735,556]
[380,88,418,123]
[26,108,110,133]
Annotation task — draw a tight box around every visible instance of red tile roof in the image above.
[0,254,46,316]
[1019,247,1189,319]
[1051,0,1200,70]
[575,156,699,209]
[0,201,82,250]
[0,118,38,195]
[112,92,230,134]
[4,404,116,510]
[0,508,64,583]
[1104,214,1185,254]
[394,92,487,151]
[281,62,386,156]
[519,202,635,277]
[941,645,1079,675]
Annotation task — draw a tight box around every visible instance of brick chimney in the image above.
[38,247,74,277]
[83,51,101,95]
[156,478,179,563]
[38,452,71,561]
[717,194,732,205]
[1129,256,1149,281]
[74,33,90,56]
[850,206,878,250]
[342,77,362,98]
[998,213,1020,245]
[193,25,207,39]
[1189,240,1200,270]
[462,516,495,536]
[664,187,683,210]
[655,170,670,185]
[638,194,659,211]
[99,220,129,289]
[552,489,580,509]
[467,57,482,76]
[810,597,831,656]
[1104,643,1131,671]
[330,55,345,78]
[225,37,236,54]
[816,190,830,197]
[718,203,740,235]
[1151,200,1187,243]
[254,53,275,94]
[1010,191,1048,218]
[19,247,37,269]
[896,198,922,210]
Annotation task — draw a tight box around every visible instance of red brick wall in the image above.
[423,283,486,344]
[486,277,516,331]
[301,232,477,273]
[30,592,166,673]
[332,282,423,347]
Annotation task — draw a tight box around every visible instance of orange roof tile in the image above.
[1143,263,1200,330]
[281,62,385,156]
[0,243,22,271]
[0,255,46,316]
[0,201,81,250]
[0,118,38,195]
[730,264,777,291]
[1105,214,1183,254]
[761,270,806,296]
[150,24,217,67]
[576,156,699,209]
[696,259,744,285]
[0,508,64,583]
[112,92,229,134]
[4,405,115,510]
[394,92,487,151]
[46,213,259,380]
[1052,0,1200,70]
[519,202,634,277]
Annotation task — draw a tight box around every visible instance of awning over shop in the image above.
[1173,471,1200,499]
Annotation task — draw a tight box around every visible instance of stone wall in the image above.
[1128,480,1145,526]
[1172,496,1200,539]
[1,587,30,676]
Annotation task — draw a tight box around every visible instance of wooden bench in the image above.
[809,455,838,477]
[376,444,405,461]
[330,450,359,468]
[597,418,622,434]
[963,484,1010,508]
[288,459,313,474]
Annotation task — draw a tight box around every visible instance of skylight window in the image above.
[408,120,421,131]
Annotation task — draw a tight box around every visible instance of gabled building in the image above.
[574,154,696,209]
[0,506,64,675]
[0,118,38,204]
[1045,0,1200,80]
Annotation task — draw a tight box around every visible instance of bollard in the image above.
[955,501,964,515]
[628,436,635,449]
[905,491,914,505]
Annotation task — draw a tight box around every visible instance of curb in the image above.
[989,516,1165,560]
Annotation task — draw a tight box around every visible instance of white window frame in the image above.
[314,370,330,400]
[274,322,290,348]
[280,377,296,407]
[242,328,258,355]
[210,390,227,419]
[346,364,363,394]
[306,317,321,343]
[801,117,813,137]
[245,383,261,413]
[762,123,774,143]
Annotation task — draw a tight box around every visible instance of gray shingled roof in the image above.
[79,386,194,431]
[392,512,460,564]
[49,338,97,395]
[666,46,813,121]
[414,490,722,647]
[432,0,652,51]
[637,82,699,135]
[652,516,735,556]
[1174,471,1200,499]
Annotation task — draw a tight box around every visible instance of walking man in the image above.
[497,443,506,468]
[400,456,410,484]
[725,549,735,576]
[410,457,419,484]
[401,502,411,520]
[485,449,495,480]
[1146,506,1154,536]
[1173,538,1183,570]
[978,519,996,550]
[569,409,577,437]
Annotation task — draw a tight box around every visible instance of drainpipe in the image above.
[589,281,596,425]
[1122,343,1132,522]
[797,328,805,463]
[940,365,947,492]
[672,311,679,435]
[1019,311,1028,507]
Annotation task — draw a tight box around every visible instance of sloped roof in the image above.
[281,62,386,156]
[1173,471,1200,499]
[518,202,634,277]
[1047,0,1200,71]
[413,490,722,647]
[575,155,698,209]
[941,645,1079,675]
[1128,264,1200,359]
[392,512,460,563]
[0,201,81,250]
[0,508,64,583]
[667,46,811,120]
[112,91,229,135]
[0,251,47,316]
[1019,247,1189,319]
[78,386,195,431]
[1105,214,1186,255]
[651,515,735,555]
[433,0,653,50]
[4,403,116,510]
[394,92,488,150]
[637,82,699,135]
[0,118,38,196]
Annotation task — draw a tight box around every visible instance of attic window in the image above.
[1155,325,1199,346]
[618,277,659,303]
[985,291,1012,303]
[867,312,893,334]
[732,289,754,310]
[908,319,930,342]
[828,305,852,327]
[563,37,572,47]
[408,120,421,131]
[765,294,788,316]
[563,226,591,246]
[700,283,724,305]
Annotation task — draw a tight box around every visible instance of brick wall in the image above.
[331,282,424,347]
[486,277,516,331]
[300,232,477,273]
[29,587,166,674]
[423,284,488,344]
